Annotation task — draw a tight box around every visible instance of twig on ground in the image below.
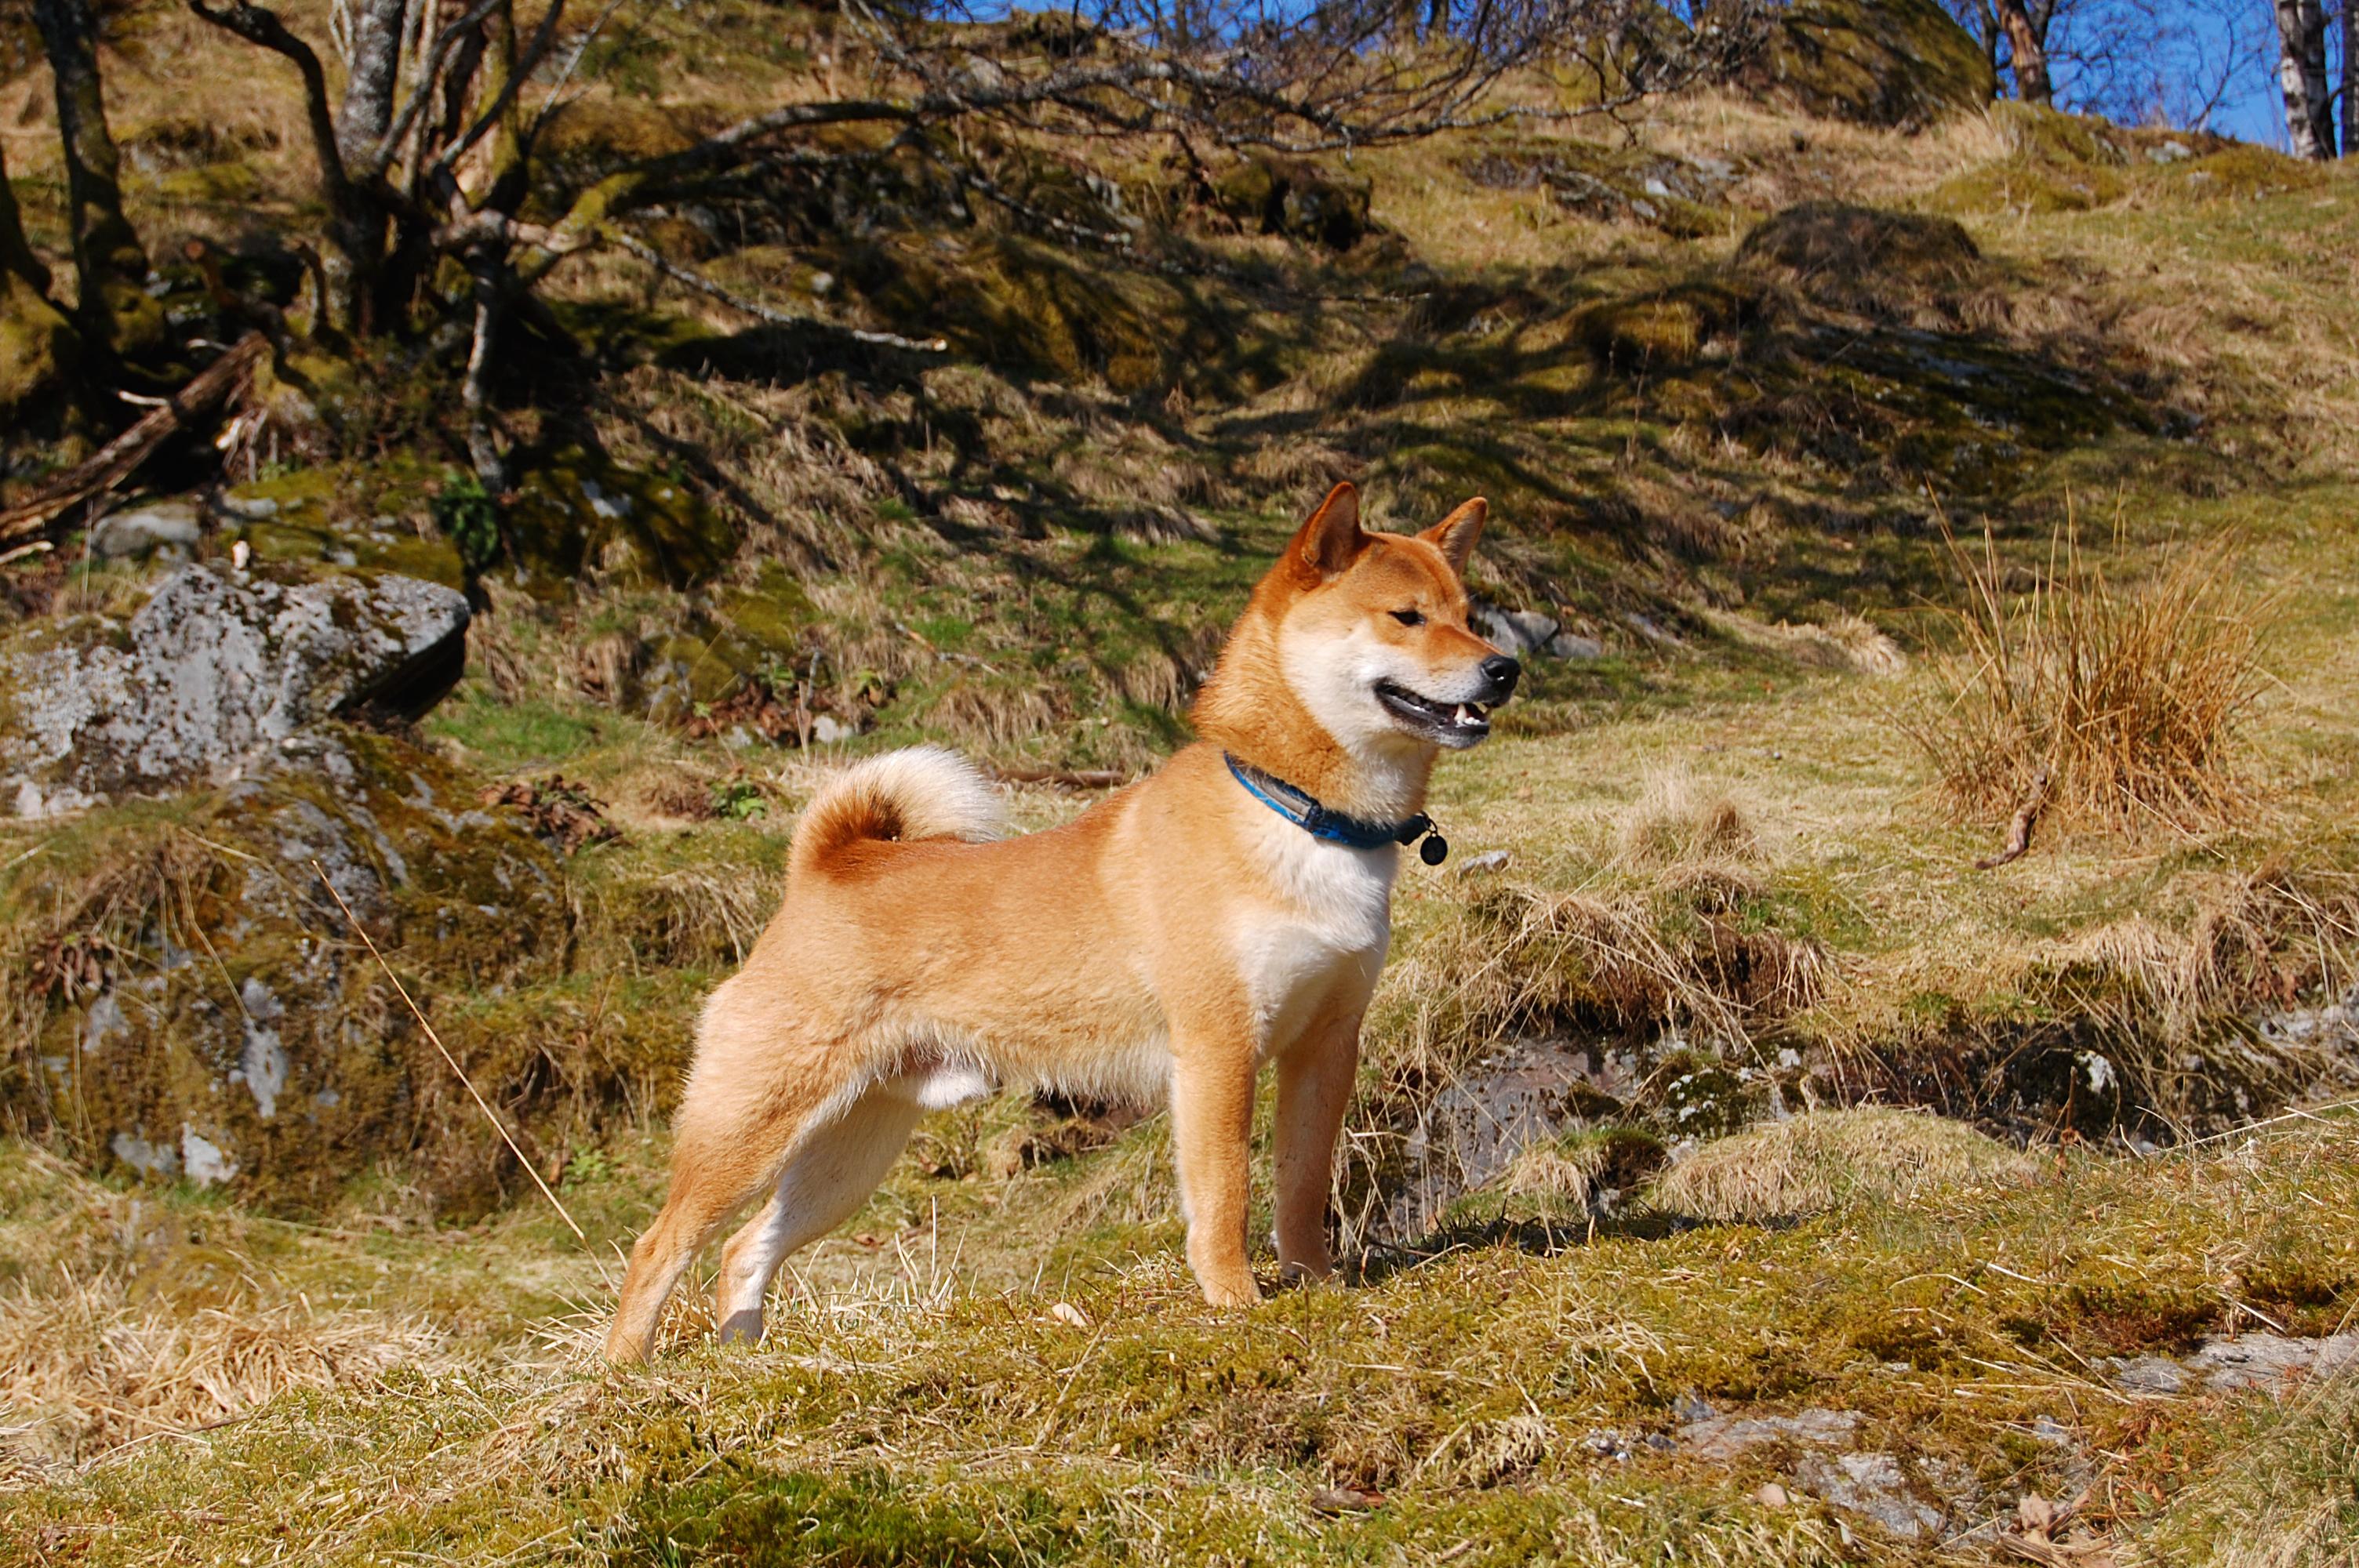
[1975,766,2052,870]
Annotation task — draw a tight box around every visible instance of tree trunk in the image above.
[2342,0,2354,157]
[2270,0,2334,158]
[0,138,81,419]
[1992,0,2052,104]
[31,0,165,362]
[339,0,408,163]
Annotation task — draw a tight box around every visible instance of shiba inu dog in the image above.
[603,481,1518,1363]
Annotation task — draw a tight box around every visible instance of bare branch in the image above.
[605,228,951,354]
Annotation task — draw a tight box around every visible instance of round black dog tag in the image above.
[1419,833,1448,866]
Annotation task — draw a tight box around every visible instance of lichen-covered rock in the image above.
[0,562,469,817]
[1744,0,1994,129]
[8,730,584,1211]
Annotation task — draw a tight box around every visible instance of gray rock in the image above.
[1458,848,1511,874]
[1547,631,1605,659]
[1472,601,1561,657]
[1681,1407,1861,1461]
[2,563,469,816]
[2106,1355,2189,1395]
[1796,1451,1943,1539]
[212,491,280,521]
[90,499,202,559]
[2192,1332,2359,1390]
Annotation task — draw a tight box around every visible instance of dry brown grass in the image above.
[1613,768,1765,869]
[0,1282,448,1475]
[1905,517,2272,835]
[0,1149,452,1476]
[1647,1107,2041,1223]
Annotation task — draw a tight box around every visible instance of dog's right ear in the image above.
[1284,481,1369,582]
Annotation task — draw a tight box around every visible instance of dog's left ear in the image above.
[1420,497,1486,579]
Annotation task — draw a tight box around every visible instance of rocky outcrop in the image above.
[1744,0,1995,130]
[2,561,469,818]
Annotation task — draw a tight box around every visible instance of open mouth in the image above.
[1376,681,1491,746]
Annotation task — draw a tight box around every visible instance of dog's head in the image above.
[1263,482,1518,755]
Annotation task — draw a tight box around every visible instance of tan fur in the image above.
[603,484,1511,1363]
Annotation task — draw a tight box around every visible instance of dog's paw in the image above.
[1198,1271,1263,1308]
[1277,1254,1333,1286]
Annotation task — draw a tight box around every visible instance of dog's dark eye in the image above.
[1391,608,1424,627]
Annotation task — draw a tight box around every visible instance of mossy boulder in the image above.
[1459,143,1730,239]
[1738,203,1988,319]
[0,273,79,423]
[1747,0,1995,129]
[1573,281,1753,372]
[841,234,1237,395]
[4,731,584,1212]
[2158,143,2329,203]
[1211,154,1374,249]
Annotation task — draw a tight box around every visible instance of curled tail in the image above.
[788,746,1004,882]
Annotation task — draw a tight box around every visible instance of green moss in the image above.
[2160,143,2330,202]
[838,234,1253,397]
[505,447,735,591]
[1747,0,1995,128]
[624,1463,1091,1567]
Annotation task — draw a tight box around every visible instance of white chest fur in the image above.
[1230,808,1398,1050]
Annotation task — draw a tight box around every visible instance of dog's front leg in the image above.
[1273,1007,1361,1283]
[1169,1034,1262,1308]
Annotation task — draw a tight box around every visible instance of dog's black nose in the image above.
[1479,655,1521,697]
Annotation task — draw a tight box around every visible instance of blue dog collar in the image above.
[1224,753,1448,863]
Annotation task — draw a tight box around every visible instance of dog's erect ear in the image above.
[1419,497,1486,578]
[1285,481,1369,580]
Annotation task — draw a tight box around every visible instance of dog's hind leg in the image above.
[604,1020,878,1364]
[714,1084,924,1346]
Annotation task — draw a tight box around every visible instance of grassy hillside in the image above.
[5,2,2359,1560]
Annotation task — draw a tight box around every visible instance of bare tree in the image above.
[174,0,1762,492]
[2271,0,2335,154]
[29,0,163,361]
[1998,0,2059,102]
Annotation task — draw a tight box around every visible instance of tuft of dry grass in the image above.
[0,1148,453,1476]
[0,1283,449,1475]
[1647,1107,2042,1224]
[2132,1370,2359,1568]
[1905,518,2272,836]
[1614,768,1765,869]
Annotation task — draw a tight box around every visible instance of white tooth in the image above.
[1455,704,1474,724]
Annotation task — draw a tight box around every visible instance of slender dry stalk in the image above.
[1905,513,2272,836]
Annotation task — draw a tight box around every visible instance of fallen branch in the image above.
[309,860,587,1241]
[987,763,1131,790]
[606,230,949,354]
[0,332,271,546]
[1974,766,2052,871]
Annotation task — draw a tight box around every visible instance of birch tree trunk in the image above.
[0,138,82,418]
[1993,0,2053,103]
[2270,0,2334,158]
[2342,0,2354,157]
[31,0,165,363]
